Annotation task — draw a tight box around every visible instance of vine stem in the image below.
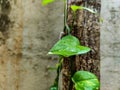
[64,0,71,34]
[52,56,63,90]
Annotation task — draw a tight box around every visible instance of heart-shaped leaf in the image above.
[72,71,100,90]
[48,35,90,57]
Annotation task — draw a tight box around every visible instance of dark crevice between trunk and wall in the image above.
[62,0,101,90]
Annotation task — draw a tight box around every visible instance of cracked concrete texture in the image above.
[101,0,120,90]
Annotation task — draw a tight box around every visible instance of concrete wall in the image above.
[0,0,23,90]
[101,0,120,90]
[0,0,120,90]
[21,0,64,90]
[0,0,63,90]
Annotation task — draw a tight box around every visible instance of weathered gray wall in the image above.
[0,0,120,90]
[20,0,64,90]
[0,0,63,90]
[101,0,120,90]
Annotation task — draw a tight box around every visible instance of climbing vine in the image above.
[42,0,100,90]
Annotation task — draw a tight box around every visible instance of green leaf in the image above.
[71,5,96,14]
[71,5,83,12]
[48,35,90,57]
[72,71,100,90]
[42,0,55,6]
[50,85,58,90]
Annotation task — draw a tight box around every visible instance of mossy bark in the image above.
[62,0,101,90]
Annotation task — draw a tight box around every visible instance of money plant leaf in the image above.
[48,35,90,57]
[72,71,100,90]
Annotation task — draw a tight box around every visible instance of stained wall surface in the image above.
[20,0,63,90]
[0,0,120,90]
[0,0,63,90]
[101,0,120,90]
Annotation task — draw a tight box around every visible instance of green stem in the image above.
[64,0,66,28]
[65,23,71,34]
[52,56,63,89]
[64,0,71,34]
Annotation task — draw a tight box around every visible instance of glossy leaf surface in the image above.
[72,71,100,90]
[48,35,90,57]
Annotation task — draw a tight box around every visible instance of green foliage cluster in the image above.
[42,0,100,90]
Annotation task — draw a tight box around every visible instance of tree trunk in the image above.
[62,0,101,90]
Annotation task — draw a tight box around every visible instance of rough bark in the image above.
[62,0,101,90]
